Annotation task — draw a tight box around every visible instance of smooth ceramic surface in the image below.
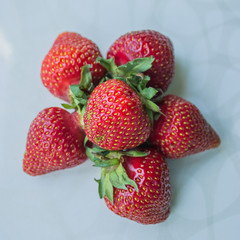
[0,0,240,239]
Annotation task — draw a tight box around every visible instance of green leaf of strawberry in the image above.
[85,142,149,203]
[97,56,154,77]
[63,65,96,128]
[122,150,150,157]
[140,87,158,100]
[96,163,138,204]
[79,64,93,89]
[70,84,84,99]
[117,56,154,76]
[103,172,114,203]
[86,147,120,168]
[96,57,118,74]
[61,103,76,109]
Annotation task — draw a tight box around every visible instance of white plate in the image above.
[0,0,240,239]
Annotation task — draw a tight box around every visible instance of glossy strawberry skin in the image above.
[41,32,106,102]
[107,30,174,93]
[104,148,171,225]
[149,95,221,159]
[83,79,151,151]
[23,107,87,176]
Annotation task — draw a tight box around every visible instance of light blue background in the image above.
[0,0,240,240]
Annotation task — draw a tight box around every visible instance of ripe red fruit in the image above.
[149,95,221,159]
[83,79,151,150]
[107,30,174,93]
[41,32,106,102]
[104,148,171,225]
[23,107,87,176]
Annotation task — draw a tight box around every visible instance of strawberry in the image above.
[23,107,87,176]
[149,95,221,159]
[100,148,171,225]
[83,79,151,150]
[80,57,161,151]
[107,30,175,93]
[41,32,106,102]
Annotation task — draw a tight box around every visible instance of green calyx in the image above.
[96,163,138,204]
[97,56,154,78]
[85,137,149,204]
[63,57,162,127]
[97,57,161,125]
[62,65,94,127]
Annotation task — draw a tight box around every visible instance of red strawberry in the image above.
[83,79,151,150]
[23,107,87,176]
[104,148,171,224]
[107,30,174,93]
[149,95,221,159]
[41,32,106,102]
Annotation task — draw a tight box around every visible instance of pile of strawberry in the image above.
[23,30,220,225]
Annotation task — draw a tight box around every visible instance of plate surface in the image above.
[0,0,240,239]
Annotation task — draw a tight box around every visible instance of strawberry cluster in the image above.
[23,30,220,225]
